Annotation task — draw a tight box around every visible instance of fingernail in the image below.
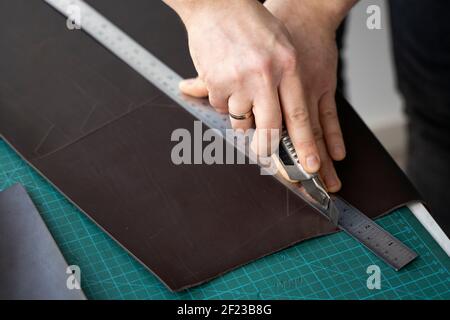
[333,145,345,159]
[306,155,320,171]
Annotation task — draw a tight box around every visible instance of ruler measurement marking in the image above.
[45,0,417,270]
[337,198,417,269]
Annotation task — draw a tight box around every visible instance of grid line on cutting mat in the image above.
[0,139,448,300]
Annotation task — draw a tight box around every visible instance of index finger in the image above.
[279,73,320,173]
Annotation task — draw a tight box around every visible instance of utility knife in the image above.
[275,128,340,226]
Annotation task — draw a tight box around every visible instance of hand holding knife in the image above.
[275,128,340,226]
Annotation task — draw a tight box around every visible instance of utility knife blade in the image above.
[277,129,340,226]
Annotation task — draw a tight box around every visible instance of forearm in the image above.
[312,0,358,22]
[313,0,359,27]
[163,0,245,26]
[266,0,358,33]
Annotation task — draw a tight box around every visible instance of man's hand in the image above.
[165,0,356,192]
[165,0,322,172]
[262,0,357,191]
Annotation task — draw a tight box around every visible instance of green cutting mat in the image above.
[0,139,448,300]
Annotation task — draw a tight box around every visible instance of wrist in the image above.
[266,0,356,34]
[311,0,357,30]
[164,0,246,27]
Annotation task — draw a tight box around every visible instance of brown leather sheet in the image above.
[0,184,86,300]
[0,0,421,291]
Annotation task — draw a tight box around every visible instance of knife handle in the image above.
[276,129,315,182]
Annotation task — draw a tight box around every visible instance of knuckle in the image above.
[250,55,272,75]
[326,131,343,142]
[280,46,298,71]
[296,140,317,154]
[229,66,244,84]
[320,106,338,120]
[205,73,226,90]
[286,108,309,124]
[311,126,324,141]
[204,77,219,92]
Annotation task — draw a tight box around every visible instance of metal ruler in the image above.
[335,197,417,270]
[44,0,417,270]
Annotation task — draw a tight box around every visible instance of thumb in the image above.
[179,77,209,98]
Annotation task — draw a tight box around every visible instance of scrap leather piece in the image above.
[0,184,86,300]
[0,0,421,291]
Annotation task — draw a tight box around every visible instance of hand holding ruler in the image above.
[45,0,442,270]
